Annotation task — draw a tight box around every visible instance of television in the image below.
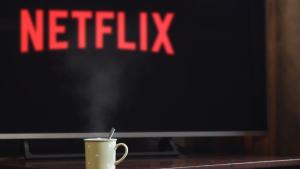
[0,0,266,139]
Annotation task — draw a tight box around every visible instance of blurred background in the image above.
[0,0,299,160]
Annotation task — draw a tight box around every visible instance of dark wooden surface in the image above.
[0,156,300,169]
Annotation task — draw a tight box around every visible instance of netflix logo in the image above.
[20,9,175,56]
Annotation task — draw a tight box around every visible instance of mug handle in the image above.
[115,143,128,165]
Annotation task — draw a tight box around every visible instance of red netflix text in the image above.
[20,9,175,56]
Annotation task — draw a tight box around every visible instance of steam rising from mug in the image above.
[62,26,148,131]
[64,52,128,130]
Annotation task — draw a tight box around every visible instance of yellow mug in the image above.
[84,138,128,169]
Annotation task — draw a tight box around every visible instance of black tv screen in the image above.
[0,0,266,136]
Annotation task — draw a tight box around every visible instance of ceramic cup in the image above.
[84,138,128,169]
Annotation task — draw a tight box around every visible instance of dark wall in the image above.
[277,0,300,156]
[0,140,23,157]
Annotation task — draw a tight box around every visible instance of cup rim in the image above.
[84,138,117,142]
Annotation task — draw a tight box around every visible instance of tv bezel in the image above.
[0,131,265,139]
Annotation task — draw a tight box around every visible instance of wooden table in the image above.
[1,156,300,169]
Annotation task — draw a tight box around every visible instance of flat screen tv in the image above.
[0,0,266,139]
